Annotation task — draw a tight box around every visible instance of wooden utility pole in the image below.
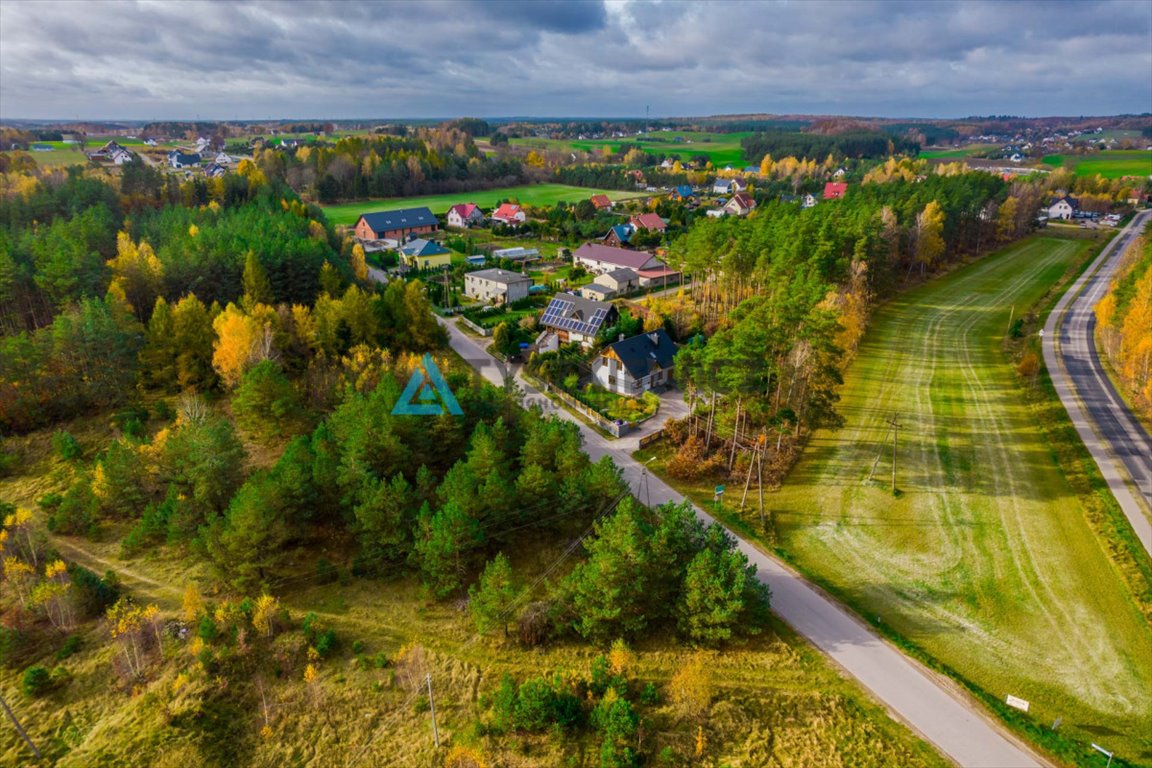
[425,674,439,748]
[0,692,41,761]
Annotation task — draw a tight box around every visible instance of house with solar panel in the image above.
[537,292,618,350]
[592,329,677,396]
[354,207,439,243]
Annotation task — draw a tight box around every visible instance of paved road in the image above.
[437,316,1045,768]
[1043,211,1152,558]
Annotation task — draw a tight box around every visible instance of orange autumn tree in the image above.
[1096,228,1152,419]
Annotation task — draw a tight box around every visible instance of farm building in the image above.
[724,192,756,216]
[447,203,484,228]
[491,203,526,226]
[538,292,618,349]
[398,238,451,270]
[354,208,438,241]
[823,182,848,200]
[593,329,677,396]
[464,268,532,305]
[1048,196,1080,220]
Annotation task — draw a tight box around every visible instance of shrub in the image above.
[639,682,661,705]
[21,665,52,697]
[68,565,120,618]
[52,430,82,461]
[37,492,63,511]
[513,678,556,732]
[49,477,97,535]
[55,635,82,661]
[198,615,220,642]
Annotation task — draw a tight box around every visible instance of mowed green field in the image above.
[919,144,999,160]
[773,236,1152,761]
[320,184,641,226]
[509,130,752,167]
[1042,150,1152,178]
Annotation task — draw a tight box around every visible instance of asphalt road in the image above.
[1043,211,1152,558]
[436,315,1044,768]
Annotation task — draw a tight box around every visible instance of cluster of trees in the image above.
[1096,227,1152,418]
[742,129,918,163]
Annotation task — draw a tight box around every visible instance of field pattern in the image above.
[320,184,641,226]
[774,237,1152,761]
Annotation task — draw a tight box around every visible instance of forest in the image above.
[740,129,919,163]
[1096,225,1152,418]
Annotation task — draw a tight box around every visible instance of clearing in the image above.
[768,235,1152,762]
[320,184,642,227]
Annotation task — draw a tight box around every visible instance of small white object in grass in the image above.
[1005,694,1029,713]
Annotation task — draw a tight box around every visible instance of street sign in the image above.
[715,485,726,495]
[1005,695,1030,713]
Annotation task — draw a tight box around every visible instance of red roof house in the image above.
[630,212,667,232]
[823,182,848,200]
[491,203,526,226]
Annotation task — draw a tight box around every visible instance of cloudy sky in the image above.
[1,0,1150,121]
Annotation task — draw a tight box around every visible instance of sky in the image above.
[1,0,1150,122]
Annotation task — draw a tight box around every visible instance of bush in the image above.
[52,430,82,461]
[68,565,120,618]
[37,492,63,511]
[21,666,52,697]
[55,635,82,661]
[513,678,556,732]
[151,398,175,422]
[49,477,97,535]
[198,615,220,642]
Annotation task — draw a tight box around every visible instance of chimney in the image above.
[648,332,659,345]
[618,333,625,342]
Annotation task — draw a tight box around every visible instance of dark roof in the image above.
[1051,196,1080,209]
[358,207,438,235]
[602,267,638,282]
[605,329,677,379]
[605,224,633,243]
[468,268,530,285]
[540,292,617,337]
[171,152,201,164]
[399,238,450,257]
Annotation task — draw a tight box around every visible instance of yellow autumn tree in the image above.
[252,594,280,638]
[668,651,712,721]
[350,243,369,283]
[182,584,204,622]
[996,197,1019,242]
[914,200,946,275]
[108,232,164,318]
[211,303,263,387]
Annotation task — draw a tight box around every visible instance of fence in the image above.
[541,383,630,438]
[638,429,665,449]
[457,315,491,337]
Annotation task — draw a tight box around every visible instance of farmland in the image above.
[919,144,1000,159]
[320,184,642,226]
[766,235,1152,761]
[1042,150,1152,178]
[508,130,753,167]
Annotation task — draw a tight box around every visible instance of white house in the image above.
[801,193,818,209]
[447,203,484,228]
[593,329,677,397]
[464,268,532,305]
[491,203,526,226]
[711,178,747,195]
[594,267,639,296]
[1048,196,1079,220]
[538,292,617,349]
[724,192,756,216]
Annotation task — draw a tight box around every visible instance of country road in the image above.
[1043,210,1152,557]
[435,316,1044,768]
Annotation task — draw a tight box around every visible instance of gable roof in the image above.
[726,192,755,211]
[673,185,694,198]
[590,194,612,208]
[399,238,450,257]
[823,182,848,199]
[630,212,666,231]
[604,329,677,379]
[492,203,523,220]
[448,203,480,219]
[170,151,201,165]
[1050,196,1080,209]
[573,242,659,270]
[601,267,638,282]
[358,207,438,235]
[605,224,633,244]
[540,292,616,337]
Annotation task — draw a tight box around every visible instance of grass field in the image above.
[1042,150,1152,178]
[320,184,641,226]
[510,130,752,167]
[758,236,1152,762]
[919,144,1000,160]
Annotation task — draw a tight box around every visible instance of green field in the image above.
[320,184,642,226]
[764,236,1152,761]
[919,144,999,160]
[510,130,752,167]
[25,148,90,167]
[1042,150,1152,178]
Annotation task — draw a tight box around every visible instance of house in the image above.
[743,166,760,175]
[578,283,616,301]
[398,238,452,270]
[705,208,726,219]
[573,243,663,274]
[538,292,618,349]
[204,163,226,178]
[659,158,676,170]
[833,167,847,178]
[1048,196,1079,220]
[590,194,613,211]
[195,137,211,154]
[801,193,818,208]
[823,182,848,200]
[603,224,634,248]
[593,329,677,396]
[168,151,201,169]
[491,203,526,226]
[143,138,158,147]
[491,246,540,263]
[594,267,639,296]
[724,192,756,216]
[214,151,238,165]
[670,185,695,201]
[712,178,747,195]
[354,207,438,241]
[630,213,666,232]
[447,203,484,228]
[464,268,532,305]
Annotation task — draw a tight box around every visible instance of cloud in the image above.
[0,0,1148,120]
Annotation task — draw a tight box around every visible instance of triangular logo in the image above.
[392,354,463,416]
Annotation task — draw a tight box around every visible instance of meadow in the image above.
[320,184,642,226]
[1042,150,1152,178]
[509,130,753,167]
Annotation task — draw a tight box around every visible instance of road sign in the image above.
[715,485,726,495]
[1005,694,1030,713]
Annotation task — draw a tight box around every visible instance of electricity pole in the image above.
[425,674,439,748]
[0,692,41,761]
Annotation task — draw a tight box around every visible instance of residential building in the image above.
[538,292,618,349]
[1048,196,1079,220]
[629,213,666,232]
[712,178,747,195]
[447,203,484,228]
[590,194,613,211]
[670,185,695,201]
[464,268,531,305]
[491,203,526,226]
[823,182,848,200]
[593,329,677,396]
[578,283,616,301]
[354,207,438,241]
[724,192,756,216]
[573,242,663,274]
[204,163,226,178]
[801,193,818,208]
[603,224,634,247]
[594,267,639,295]
[168,151,201,169]
[398,238,452,270]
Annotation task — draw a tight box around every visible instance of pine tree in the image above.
[140,296,177,390]
[468,552,519,636]
[415,501,483,599]
[242,250,273,308]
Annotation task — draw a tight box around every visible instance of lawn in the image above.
[574,387,659,423]
[320,184,642,226]
[759,235,1152,762]
[511,130,753,167]
[1042,150,1152,178]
